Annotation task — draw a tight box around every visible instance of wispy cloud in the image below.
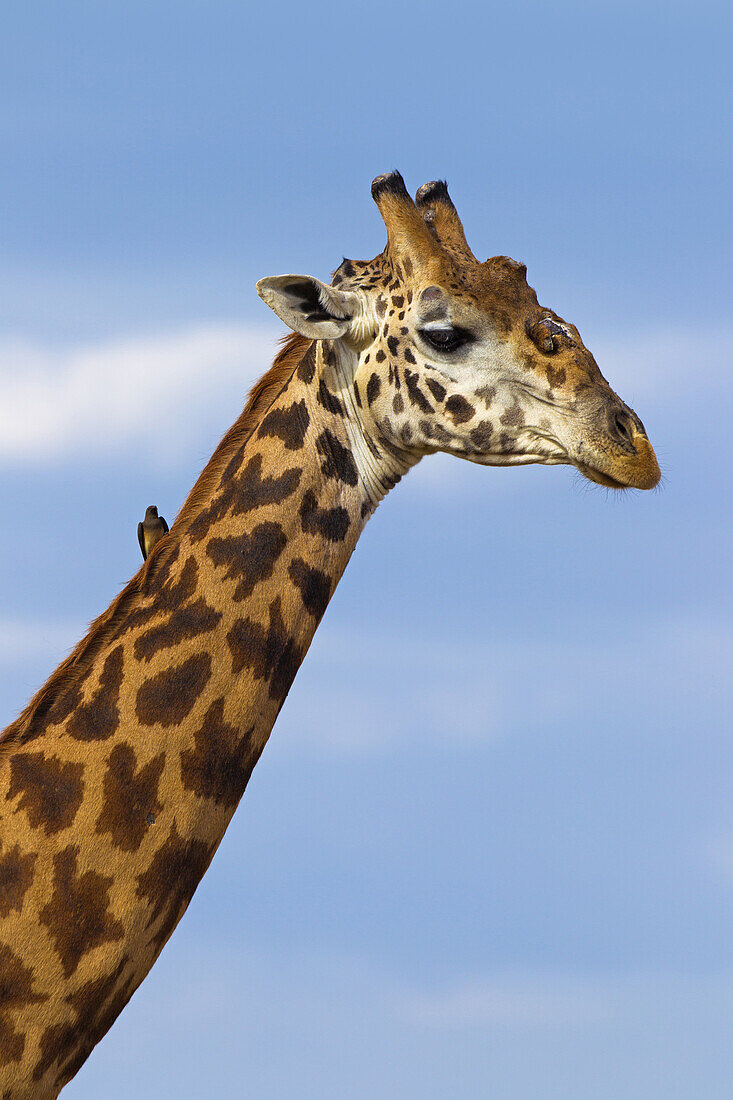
[397,969,733,1030]
[590,327,733,403]
[1,324,729,470]
[399,974,620,1028]
[701,830,733,880]
[274,612,732,754]
[0,324,278,465]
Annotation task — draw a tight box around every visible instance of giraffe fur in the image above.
[0,172,659,1096]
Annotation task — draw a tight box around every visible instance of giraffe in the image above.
[0,172,660,1097]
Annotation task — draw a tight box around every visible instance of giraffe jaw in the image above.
[574,430,662,490]
[575,463,631,489]
[465,437,660,490]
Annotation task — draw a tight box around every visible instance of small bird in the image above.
[138,505,169,561]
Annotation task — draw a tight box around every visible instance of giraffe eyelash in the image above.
[418,325,473,354]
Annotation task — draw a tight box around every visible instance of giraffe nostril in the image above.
[611,410,636,449]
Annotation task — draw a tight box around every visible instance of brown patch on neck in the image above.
[174,332,312,531]
[0,332,313,750]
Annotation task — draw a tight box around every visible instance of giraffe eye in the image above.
[419,326,471,354]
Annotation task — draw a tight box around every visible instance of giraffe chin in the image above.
[576,464,633,489]
[575,452,661,490]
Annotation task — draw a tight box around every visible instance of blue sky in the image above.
[1,1,732,1097]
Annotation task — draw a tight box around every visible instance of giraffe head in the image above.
[258,172,660,491]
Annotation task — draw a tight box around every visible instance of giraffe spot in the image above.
[67,646,124,742]
[32,956,134,1087]
[419,419,452,445]
[353,380,362,408]
[164,554,198,602]
[446,395,476,424]
[136,825,214,952]
[288,558,331,621]
[470,421,494,449]
[546,363,567,389]
[38,678,85,730]
[425,377,446,403]
[375,297,386,317]
[207,521,287,601]
[134,599,222,662]
[187,491,231,544]
[392,294,404,308]
[227,597,304,703]
[7,752,84,836]
[258,399,310,450]
[95,744,165,852]
[404,369,433,414]
[0,842,36,919]
[299,490,350,543]
[475,385,496,407]
[16,649,94,742]
[0,943,47,1066]
[403,346,416,365]
[392,393,405,415]
[231,457,302,519]
[220,441,247,484]
[375,349,386,363]
[500,399,525,427]
[180,698,255,809]
[113,554,200,642]
[366,373,381,405]
[0,943,47,1010]
[297,343,316,382]
[135,653,212,727]
[387,336,400,356]
[40,846,123,979]
[315,429,358,487]
[317,381,344,417]
[190,454,302,543]
[0,1018,24,1068]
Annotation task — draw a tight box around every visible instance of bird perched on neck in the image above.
[137,505,169,560]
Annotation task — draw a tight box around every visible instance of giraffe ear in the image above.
[257,275,360,339]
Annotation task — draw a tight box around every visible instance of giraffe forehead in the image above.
[335,250,548,332]
[335,247,599,382]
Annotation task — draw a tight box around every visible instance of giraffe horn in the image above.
[415,180,477,262]
[371,171,443,264]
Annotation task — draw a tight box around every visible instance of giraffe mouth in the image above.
[573,428,661,489]
[575,462,629,490]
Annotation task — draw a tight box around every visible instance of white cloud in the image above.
[396,969,733,1031]
[701,831,733,880]
[590,327,732,403]
[67,932,733,1098]
[1,605,729,756]
[0,324,279,465]
[399,974,621,1028]
[1,324,729,471]
[274,612,732,754]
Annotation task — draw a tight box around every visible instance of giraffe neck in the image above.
[0,336,415,1097]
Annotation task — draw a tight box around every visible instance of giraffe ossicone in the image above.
[0,172,659,1097]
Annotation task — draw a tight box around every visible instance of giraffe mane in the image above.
[0,331,313,749]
